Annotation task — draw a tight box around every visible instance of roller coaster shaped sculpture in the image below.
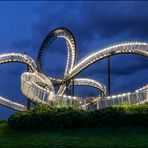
[0,27,148,111]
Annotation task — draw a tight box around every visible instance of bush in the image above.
[0,120,7,124]
[8,105,90,130]
[8,104,148,130]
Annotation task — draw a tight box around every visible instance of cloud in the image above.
[10,1,148,58]
[9,1,148,85]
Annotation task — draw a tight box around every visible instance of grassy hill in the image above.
[1,122,148,147]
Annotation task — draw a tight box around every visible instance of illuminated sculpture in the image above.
[0,27,148,111]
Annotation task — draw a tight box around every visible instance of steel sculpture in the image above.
[0,27,148,111]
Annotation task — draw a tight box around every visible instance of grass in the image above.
[1,123,148,147]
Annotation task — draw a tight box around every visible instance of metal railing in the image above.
[0,96,27,111]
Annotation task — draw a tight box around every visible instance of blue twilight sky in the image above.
[0,1,148,119]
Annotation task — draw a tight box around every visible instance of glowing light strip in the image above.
[68,42,148,79]
[0,28,148,111]
[0,96,27,111]
[0,53,37,72]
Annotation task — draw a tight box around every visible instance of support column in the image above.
[97,98,99,110]
[65,81,69,95]
[72,78,75,96]
[108,56,111,96]
[25,52,31,110]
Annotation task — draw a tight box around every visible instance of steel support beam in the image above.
[25,52,31,110]
[72,78,75,96]
[108,56,111,96]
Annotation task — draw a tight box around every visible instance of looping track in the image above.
[0,27,148,111]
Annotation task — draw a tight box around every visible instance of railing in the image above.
[84,87,148,110]
[21,71,148,110]
[53,87,148,110]
[0,53,37,71]
[21,72,51,104]
[0,96,27,111]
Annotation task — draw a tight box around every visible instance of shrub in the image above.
[8,104,148,130]
[0,120,7,124]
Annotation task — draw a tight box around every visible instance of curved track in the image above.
[70,78,106,95]
[0,96,27,111]
[37,27,77,95]
[68,42,148,80]
[37,27,76,76]
[0,27,148,111]
[0,53,37,71]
